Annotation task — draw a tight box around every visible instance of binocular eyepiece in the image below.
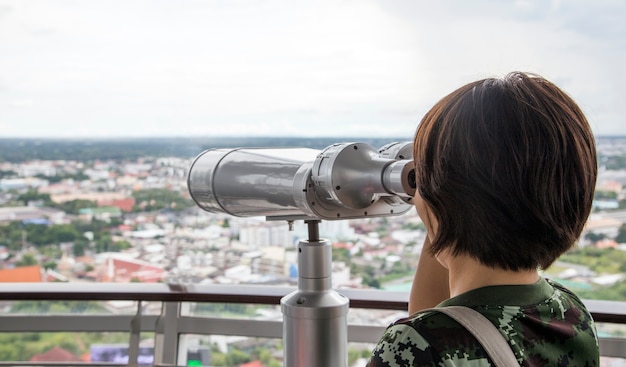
[187,141,416,221]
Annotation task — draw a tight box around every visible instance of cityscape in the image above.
[0,136,625,365]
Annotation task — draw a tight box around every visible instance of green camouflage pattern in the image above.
[367,278,598,366]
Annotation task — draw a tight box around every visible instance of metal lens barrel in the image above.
[187,147,320,217]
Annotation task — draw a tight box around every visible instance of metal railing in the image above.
[0,282,624,365]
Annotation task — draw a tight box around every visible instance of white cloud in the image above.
[0,0,624,138]
[7,99,34,108]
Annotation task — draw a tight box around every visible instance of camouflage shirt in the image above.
[367,278,598,367]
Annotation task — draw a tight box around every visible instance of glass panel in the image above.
[0,332,132,362]
[2,300,163,315]
[597,322,626,339]
[600,357,626,366]
[348,307,407,327]
[177,338,391,367]
[4,300,136,315]
[349,343,376,367]
[178,334,282,367]
[183,302,282,321]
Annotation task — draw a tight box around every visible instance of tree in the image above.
[349,348,362,366]
[53,199,97,215]
[132,188,195,212]
[43,261,57,270]
[73,240,86,257]
[225,348,251,366]
[47,224,80,243]
[615,224,626,244]
[94,235,114,253]
[0,169,16,179]
[9,300,106,314]
[16,253,38,267]
[594,190,618,200]
[16,190,52,206]
[258,348,274,365]
[210,352,226,366]
[363,275,381,289]
[332,247,351,263]
[585,232,606,243]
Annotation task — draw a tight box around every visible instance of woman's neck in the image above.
[445,254,540,298]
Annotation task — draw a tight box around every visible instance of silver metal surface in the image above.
[378,141,413,160]
[312,143,389,209]
[188,148,320,217]
[281,237,349,367]
[187,142,416,220]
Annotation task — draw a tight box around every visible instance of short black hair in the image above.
[413,72,597,271]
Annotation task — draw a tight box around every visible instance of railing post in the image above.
[153,301,181,365]
[128,300,142,365]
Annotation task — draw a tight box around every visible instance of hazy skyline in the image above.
[1,0,625,138]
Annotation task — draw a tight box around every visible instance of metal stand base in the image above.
[281,221,349,367]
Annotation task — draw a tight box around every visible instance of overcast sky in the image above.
[0,0,624,138]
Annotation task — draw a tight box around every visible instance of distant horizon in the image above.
[1,135,624,164]
[1,135,626,141]
[0,135,421,162]
[0,135,414,141]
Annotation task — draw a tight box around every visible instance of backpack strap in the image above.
[423,306,519,367]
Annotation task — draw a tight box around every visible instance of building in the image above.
[0,265,43,282]
[29,347,83,362]
[94,255,165,283]
[0,206,65,224]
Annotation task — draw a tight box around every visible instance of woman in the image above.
[368,72,599,366]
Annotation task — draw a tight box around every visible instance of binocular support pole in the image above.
[281,220,350,367]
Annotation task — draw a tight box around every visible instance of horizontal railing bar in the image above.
[178,316,283,338]
[581,299,626,324]
[348,324,388,343]
[0,283,289,303]
[342,288,409,310]
[0,283,624,323]
[0,315,158,332]
[0,314,396,343]
[0,283,407,308]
